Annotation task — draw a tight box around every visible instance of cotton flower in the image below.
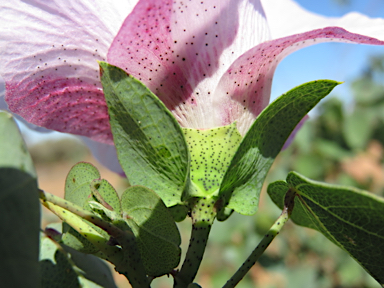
[0,0,383,172]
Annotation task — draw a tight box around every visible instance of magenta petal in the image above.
[1,0,136,144]
[6,76,113,144]
[214,27,384,135]
[108,0,270,129]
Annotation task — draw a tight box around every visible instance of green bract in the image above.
[99,62,190,209]
[218,80,340,217]
[183,123,242,198]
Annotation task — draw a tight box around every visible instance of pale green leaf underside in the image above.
[218,80,340,217]
[0,111,36,177]
[268,171,384,285]
[62,162,106,253]
[90,178,121,215]
[99,62,189,207]
[64,162,100,208]
[121,186,181,277]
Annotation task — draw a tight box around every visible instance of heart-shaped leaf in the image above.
[99,62,189,208]
[218,80,340,217]
[121,185,181,277]
[268,171,384,285]
[62,162,107,253]
[64,162,100,207]
[0,112,40,288]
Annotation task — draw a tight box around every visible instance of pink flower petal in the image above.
[0,0,136,144]
[261,0,384,41]
[108,0,271,129]
[214,27,384,135]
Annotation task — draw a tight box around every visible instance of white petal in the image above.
[261,0,384,40]
[0,0,137,143]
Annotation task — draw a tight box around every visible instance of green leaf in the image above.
[88,201,118,222]
[63,245,117,288]
[268,171,384,285]
[64,162,101,208]
[40,235,80,288]
[90,179,121,215]
[168,204,189,222]
[0,111,37,177]
[120,185,181,277]
[218,80,340,216]
[99,62,189,208]
[0,111,40,287]
[62,162,107,253]
[40,231,117,288]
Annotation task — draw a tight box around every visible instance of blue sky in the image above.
[272,0,384,106]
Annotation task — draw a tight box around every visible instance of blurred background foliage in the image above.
[34,54,384,288]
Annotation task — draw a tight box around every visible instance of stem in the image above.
[174,197,217,288]
[40,189,150,288]
[222,188,296,288]
[42,199,122,263]
[39,189,124,237]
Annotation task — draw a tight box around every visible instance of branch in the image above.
[222,188,296,288]
[174,197,216,288]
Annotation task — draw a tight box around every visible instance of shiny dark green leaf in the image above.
[268,171,384,285]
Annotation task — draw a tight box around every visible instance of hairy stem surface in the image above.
[174,197,217,288]
[223,189,296,288]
